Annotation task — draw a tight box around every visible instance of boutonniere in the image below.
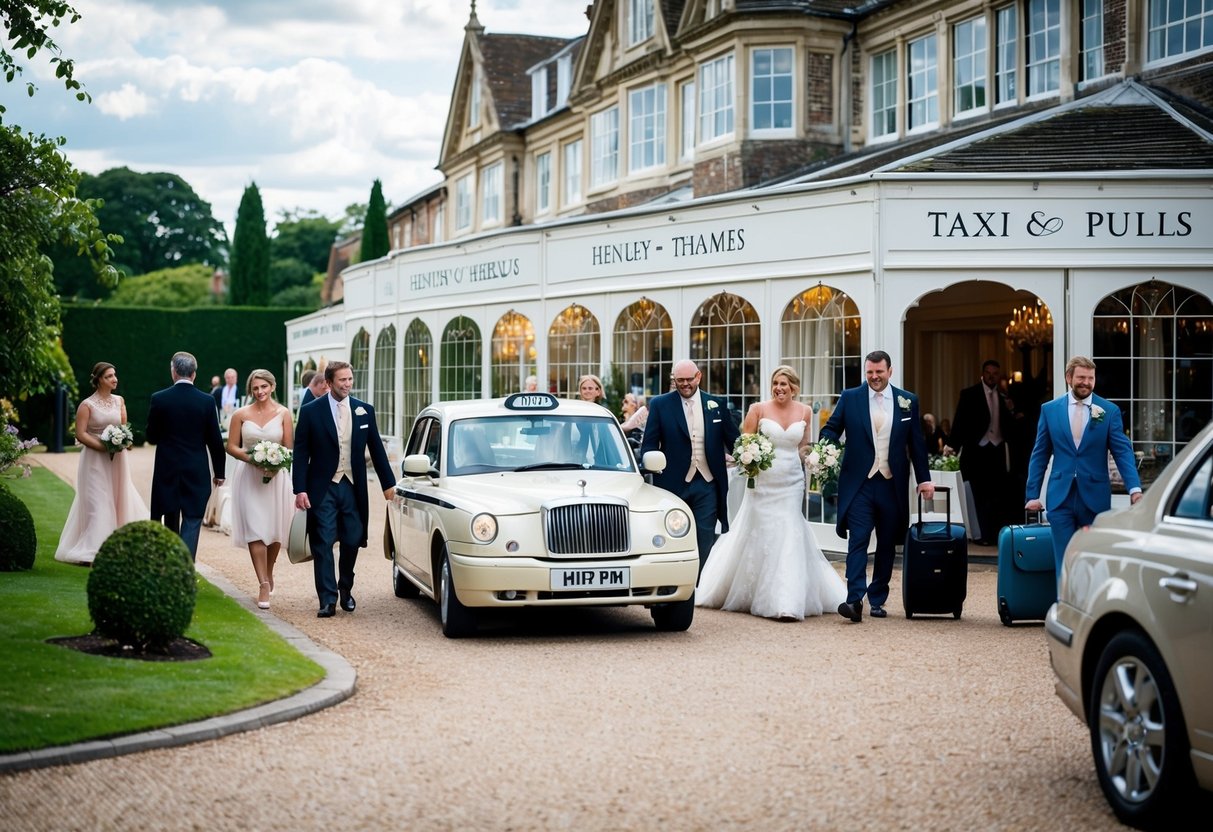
[897,395,911,412]
[706,400,718,410]
[1089,404,1105,424]
[354,406,367,416]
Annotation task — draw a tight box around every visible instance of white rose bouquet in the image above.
[250,440,293,484]
[99,423,135,460]
[804,438,843,493]
[734,432,775,489]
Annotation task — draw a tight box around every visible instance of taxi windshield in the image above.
[447,415,636,476]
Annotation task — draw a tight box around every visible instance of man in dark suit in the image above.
[640,359,740,576]
[821,350,934,622]
[948,359,1021,544]
[298,367,328,410]
[1025,356,1142,579]
[147,351,226,559]
[293,361,396,618]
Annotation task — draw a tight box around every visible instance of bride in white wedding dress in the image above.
[697,366,847,620]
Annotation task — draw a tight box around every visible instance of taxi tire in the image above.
[439,547,477,638]
[393,562,420,599]
[1088,629,1194,829]
[651,592,695,632]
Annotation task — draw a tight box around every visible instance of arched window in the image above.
[548,303,600,399]
[402,318,432,439]
[781,284,862,433]
[374,325,396,436]
[491,310,536,397]
[350,328,370,401]
[613,298,672,399]
[1093,280,1212,487]
[440,315,482,400]
[689,292,760,420]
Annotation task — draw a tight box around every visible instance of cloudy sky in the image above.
[4,0,593,237]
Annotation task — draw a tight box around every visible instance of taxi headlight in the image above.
[470,513,498,543]
[665,509,691,538]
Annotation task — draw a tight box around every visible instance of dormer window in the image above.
[629,0,654,47]
[530,51,574,121]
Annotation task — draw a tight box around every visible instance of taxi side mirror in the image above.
[641,450,667,474]
[403,453,434,476]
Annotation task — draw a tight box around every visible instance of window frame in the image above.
[698,53,736,146]
[563,138,583,207]
[870,48,898,142]
[590,107,620,188]
[628,83,667,174]
[628,0,654,48]
[995,4,1019,107]
[454,173,473,231]
[1025,0,1062,99]
[679,80,696,161]
[749,46,796,138]
[535,151,552,215]
[481,161,503,226]
[952,16,988,119]
[1146,0,1213,65]
[906,33,940,133]
[1080,0,1105,82]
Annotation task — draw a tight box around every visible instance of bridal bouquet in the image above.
[251,440,292,483]
[734,432,775,489]
[99,423,135,460]
[805,438,843,492]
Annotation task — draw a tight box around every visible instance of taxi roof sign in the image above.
[504,392,559,411]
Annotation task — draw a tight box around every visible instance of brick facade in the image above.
[807,52,834,127]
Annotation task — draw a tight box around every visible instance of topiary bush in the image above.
[0,483,37,571]
[87,521,197,650]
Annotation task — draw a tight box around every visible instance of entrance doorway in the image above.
[903,281,1054,446]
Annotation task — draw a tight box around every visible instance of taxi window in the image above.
[422,419,442,470]
[405,417,430,457]
[447,415,635,475]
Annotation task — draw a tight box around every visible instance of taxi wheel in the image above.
[1088,629,1194,828]
[393,562,420,599]
[439,547,477,639]
[651,592,695,632]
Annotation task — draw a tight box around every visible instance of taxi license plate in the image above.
[549,566,631,591]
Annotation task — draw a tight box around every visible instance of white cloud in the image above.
[94,83,153,119]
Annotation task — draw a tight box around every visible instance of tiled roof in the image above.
[734,0,894,19]
[480,34,577,128]
[896,105,1213,173]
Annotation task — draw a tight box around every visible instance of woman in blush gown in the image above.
[225,369,294,609]
[55,362,149,565]
[697,365,847,620]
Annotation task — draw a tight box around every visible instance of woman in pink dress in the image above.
[225,369,294,609]
[55,362,149,565]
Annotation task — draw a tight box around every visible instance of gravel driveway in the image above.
[2,447,1125,831]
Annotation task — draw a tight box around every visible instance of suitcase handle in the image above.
[1024,509,1046,525]
[917,484,951,525]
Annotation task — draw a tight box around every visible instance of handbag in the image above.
[287,510,312,564]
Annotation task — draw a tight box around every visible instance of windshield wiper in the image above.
[514,462,587,472]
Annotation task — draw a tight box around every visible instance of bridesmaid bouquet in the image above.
[99,423,135,460]
[805,439,843,492]
[251,440,292,483]
[734,432,775,489]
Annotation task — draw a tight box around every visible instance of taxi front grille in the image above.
[545,503,629,555]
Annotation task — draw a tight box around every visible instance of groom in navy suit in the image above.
[821,350,933,621]
[641,359,740,576]
[1025,355,1142,579]
[293,361,396,617]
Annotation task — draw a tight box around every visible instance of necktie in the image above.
[987,387,1001,442]
[873,392,885,433]
[1070,400,1085,447]
[338,399,350,438]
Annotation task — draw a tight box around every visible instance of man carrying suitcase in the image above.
[822,350,934,622]
[1024,356,1142,580]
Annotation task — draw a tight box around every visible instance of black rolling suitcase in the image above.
[902,485,968,619]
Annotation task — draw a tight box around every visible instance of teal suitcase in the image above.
[996,512,1055,625]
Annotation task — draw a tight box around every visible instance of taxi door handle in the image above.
[1159,575,1197,602]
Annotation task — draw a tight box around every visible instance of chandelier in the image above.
[1006,300,1053,349]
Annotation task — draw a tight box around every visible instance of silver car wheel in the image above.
[1095,655,1165,804]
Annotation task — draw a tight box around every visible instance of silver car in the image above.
[1046,422,1213,828]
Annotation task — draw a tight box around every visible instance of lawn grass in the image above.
[0,469,325,753]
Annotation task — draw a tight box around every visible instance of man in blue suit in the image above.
[147,351,226,560]
[293,361,396,618]
[641,359,740,577]
[1025,356,1142,579]
[821,350,934,621]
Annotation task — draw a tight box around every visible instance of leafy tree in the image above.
[267,257,316,295]
[70,167,228,276]
[272,209,340,273]
[269,283,321,309]
[338,202,367,236]
[359,179,390,261]
[105,264,213,308]
[229,182,270,306]
[1,2,119,402]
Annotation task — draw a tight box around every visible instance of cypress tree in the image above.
[359,179,390,261]
[230,183,270,305]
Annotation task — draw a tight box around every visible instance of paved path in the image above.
[2,446,1125,831]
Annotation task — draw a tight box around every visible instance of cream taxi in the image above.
[385,392,699,637]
